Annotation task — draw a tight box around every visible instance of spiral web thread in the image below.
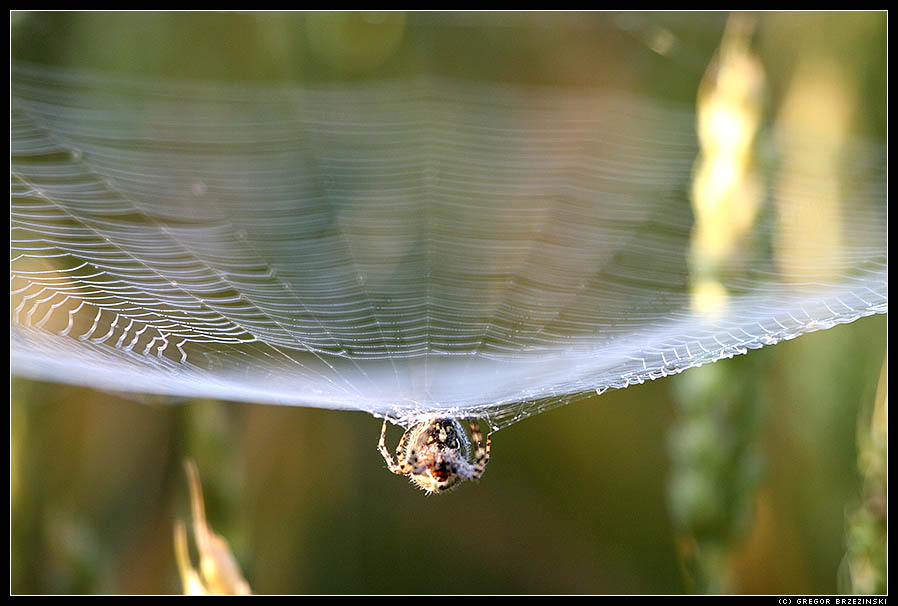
[11,62,886,430]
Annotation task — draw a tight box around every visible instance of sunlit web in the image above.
[11,56,886,431]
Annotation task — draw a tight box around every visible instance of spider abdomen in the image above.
[408,418,469,456]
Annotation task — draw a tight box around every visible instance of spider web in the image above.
[10,58,887,431]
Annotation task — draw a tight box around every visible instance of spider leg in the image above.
[378,418,405,475]
[394,427,425,475]
[395,426,410,464]
[469,421,492,480]
[403,446,426,475]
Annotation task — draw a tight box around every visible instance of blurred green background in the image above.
[11,11,887,594]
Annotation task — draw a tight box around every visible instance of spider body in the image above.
[378,415,491,494]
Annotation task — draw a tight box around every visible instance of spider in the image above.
[378,415,491,494]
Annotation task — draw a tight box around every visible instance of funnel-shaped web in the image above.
[11,59,886,431]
